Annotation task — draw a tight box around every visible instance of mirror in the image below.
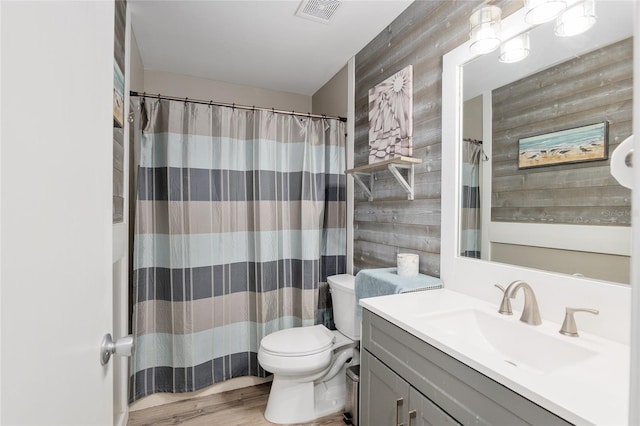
[460,1,633,284]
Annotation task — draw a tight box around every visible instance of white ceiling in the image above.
[130,0,415,96]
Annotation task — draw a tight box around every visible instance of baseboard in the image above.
[115,411,128,426]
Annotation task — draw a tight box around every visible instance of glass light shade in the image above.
[524,0,567,24]
[499,33,530,63]
[469,5,502,55]
[555,0,596,37]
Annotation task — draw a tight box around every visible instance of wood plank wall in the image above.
[353,1,519,276]
[492,37,633,226]
[113,0,126,223]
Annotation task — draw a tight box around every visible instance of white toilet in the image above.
[258,274,360,424]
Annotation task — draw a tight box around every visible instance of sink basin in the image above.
[360,289,630,426]
[420,309,597,374]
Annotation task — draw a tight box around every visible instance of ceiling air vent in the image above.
[295,0,341,24]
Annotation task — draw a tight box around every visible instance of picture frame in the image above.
[518,122,609,169]
[113,61,124,128]
[368,65,413,164]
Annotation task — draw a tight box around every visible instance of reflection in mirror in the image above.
[460,1,633,284]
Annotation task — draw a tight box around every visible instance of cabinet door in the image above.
[361,351,410,426]
[409,387,460,426]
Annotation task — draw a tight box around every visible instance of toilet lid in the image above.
[261,325,335,357]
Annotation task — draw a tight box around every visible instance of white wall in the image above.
[131,30,145,92]
[462,96,482,140]
[144,70,311,112]
[312,65,348,118]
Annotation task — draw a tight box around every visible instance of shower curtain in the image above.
[129,98,346,401]
[460,140,484,258]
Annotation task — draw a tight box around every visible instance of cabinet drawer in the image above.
[362,309,572,426]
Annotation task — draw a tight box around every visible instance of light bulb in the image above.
[524,0,567,24]
[555,0,596,37]
[499,33,530,63]
[469,5,502,55]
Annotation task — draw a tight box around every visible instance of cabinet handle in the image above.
[395,397,404,426]
[408,409,417,426]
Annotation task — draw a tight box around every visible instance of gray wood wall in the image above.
[113,0,126,223]
[492,38,632,226]
[353,1,518,276]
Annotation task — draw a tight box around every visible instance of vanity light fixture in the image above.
[524,0,567,24]
[499,32,530,63]
[469,5,502,55]
[555,0,596,37]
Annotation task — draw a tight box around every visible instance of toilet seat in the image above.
[260,325,335,357]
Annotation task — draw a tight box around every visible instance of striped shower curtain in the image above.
[129,98,346,401]
[460,140,484,258]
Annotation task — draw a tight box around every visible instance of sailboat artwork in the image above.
[368,65,413,164]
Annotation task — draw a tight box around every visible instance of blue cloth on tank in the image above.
[355,267,444,318]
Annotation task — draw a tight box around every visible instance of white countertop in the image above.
[360,289,630,426]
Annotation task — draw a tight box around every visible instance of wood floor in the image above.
[127,383,347,426]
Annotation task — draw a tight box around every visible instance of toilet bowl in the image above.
[258,274,359,424]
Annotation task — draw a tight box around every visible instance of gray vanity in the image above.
[360,308,571,425]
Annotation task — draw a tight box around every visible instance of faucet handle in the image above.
[559,307,599,337]
[494,284,512,315]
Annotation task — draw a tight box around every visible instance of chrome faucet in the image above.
[496,280,542,325]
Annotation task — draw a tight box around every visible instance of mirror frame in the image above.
[441,5,632,344]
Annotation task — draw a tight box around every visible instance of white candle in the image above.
[397,253,419,277]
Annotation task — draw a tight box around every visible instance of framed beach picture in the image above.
[113,61,124,128]
[518,122,609,169]
[368,65,413,164]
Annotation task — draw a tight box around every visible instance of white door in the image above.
[1,2,116,424]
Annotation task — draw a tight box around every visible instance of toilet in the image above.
[258,274,359,424]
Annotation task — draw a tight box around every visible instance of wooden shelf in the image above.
[345,156,422,201]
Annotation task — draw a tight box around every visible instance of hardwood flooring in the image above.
[127,383,347,426]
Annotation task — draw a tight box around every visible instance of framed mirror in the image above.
[460,2,633,284]
[441,1,633,344]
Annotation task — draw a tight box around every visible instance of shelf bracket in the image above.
[345,156,421,202]
[387,163,415,200]
[352,172,374,202]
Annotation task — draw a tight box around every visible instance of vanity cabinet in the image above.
[362,350,458,425]
[361,309,572,426]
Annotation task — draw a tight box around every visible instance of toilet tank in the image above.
[327,274,360,340]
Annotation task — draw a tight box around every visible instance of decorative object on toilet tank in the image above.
[368,65,413,163]
[397,253,419,277]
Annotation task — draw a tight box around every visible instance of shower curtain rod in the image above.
[130,91,347,122]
